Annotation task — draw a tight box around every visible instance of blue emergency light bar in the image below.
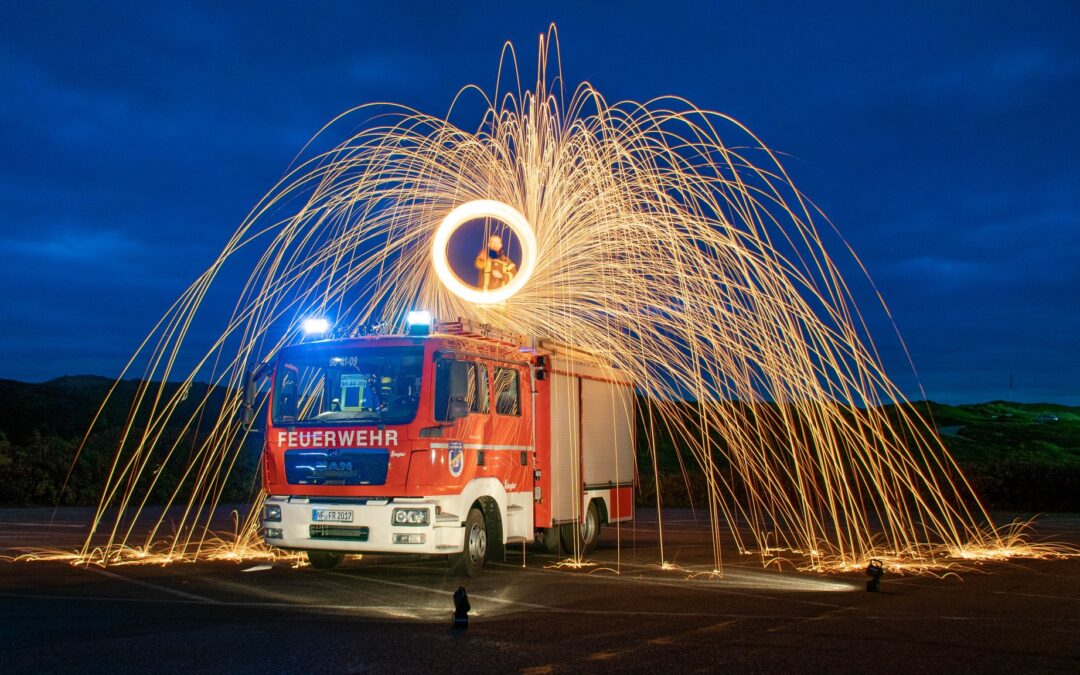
[407,310,433,336]
[301,317,332,336]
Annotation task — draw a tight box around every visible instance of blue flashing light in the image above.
[302,317,332,335]
[407,310,433,336]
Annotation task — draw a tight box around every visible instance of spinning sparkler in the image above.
[28,26,1064,574]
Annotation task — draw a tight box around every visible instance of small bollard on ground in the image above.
[865,559,884,592]
[453,586,471,628]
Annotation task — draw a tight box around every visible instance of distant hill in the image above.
[915,400,1080,511]
[0,375,227,445]
[0,375,120,444]
[0,376,260,507]
[0,378,1076,510]
[913,400,1079,464]
[634,398,1080,512]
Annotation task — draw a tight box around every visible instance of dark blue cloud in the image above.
[1,0,1077,404]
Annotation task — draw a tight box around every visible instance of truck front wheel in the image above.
[449,507,488,577]
[307,550,344,570]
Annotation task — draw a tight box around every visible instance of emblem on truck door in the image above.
[448,441,464,478]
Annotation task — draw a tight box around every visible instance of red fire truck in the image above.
[250,315,636,576]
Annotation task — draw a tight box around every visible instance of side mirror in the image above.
[449,361,469,400]
[448,361,470,420]
[240,363,270,431]
[435,359,472,422]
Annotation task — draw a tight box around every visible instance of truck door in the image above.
[491,364,530,460]
[491,364,533,539]
[431,358,490,484]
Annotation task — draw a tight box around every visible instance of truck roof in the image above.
[281,320,620,373]
[282,332,534,365]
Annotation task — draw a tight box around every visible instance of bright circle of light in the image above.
[431,199,537,304]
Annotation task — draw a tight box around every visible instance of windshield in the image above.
[272,344,424,426]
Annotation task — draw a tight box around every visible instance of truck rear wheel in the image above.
[560,501,601,555]
[307,550,344,570]
[582,501,602,553]
[449,507,487,577]
[543,526,564,554]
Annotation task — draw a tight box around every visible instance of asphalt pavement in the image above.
[1,508,1078,674]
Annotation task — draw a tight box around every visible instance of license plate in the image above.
[312,509,353,523]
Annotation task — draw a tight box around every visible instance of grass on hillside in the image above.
[0,378,1076,511]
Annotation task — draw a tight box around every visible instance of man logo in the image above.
[448,441,464,478]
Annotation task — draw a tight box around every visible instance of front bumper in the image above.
[261,495,464,555]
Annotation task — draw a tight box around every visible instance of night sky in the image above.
[1,1,1077,404]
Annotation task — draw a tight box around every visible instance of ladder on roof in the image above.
[435,319,613,369]
[435,318,527,348]
[537,338,610,367]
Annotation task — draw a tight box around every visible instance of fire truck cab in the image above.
[255,318,636,576]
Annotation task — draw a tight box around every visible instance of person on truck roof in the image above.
[474,234,517,291]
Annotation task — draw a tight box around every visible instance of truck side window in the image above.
[279,371,298,420]
[471,363,490,413]
[434,359,453,421]
[493,367,520,416]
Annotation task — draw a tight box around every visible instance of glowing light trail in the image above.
[22,25,1072,574]
[432,199,537,304]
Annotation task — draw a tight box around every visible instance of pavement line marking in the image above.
[85,567,221,604]
[489,561,852,608]
[6,592,1079,629]
[328,571,551,610]
[0,592,444,614]
[0,522,87,528]
[993,590,1080,602]
[324,571,765,618]
[0,591,758,620]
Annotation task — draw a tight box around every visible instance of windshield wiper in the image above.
[311,410,384,423]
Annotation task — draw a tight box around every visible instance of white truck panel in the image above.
[548,371,580,523]
[547,357,635,524]
[581,378,635,488]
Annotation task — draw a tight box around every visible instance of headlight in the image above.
[263,527,283,539]
[263,505,282,522]
[392,508,429,526]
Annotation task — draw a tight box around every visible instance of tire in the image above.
[561,501,601,555]
[543,526,564,555]
[582,501,602,553]
[307,550,344,570]
[449,507,488,577]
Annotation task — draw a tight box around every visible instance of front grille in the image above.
[309,524,370,541]
[285,448,390,486]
